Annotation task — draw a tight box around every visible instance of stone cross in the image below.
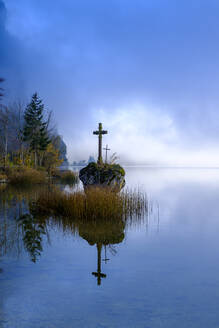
[103,144,110,164]
[93,123,108,164]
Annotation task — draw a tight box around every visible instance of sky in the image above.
[1,0,219,165]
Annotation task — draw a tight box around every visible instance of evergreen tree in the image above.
[23,93,50,167]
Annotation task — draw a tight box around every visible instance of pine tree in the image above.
[23,93,50,167]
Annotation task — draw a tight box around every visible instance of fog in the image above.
[1,0,219,165]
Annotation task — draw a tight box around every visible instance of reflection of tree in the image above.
[0,186,22,259]
[17,214,46,263]
[0,185,51,263]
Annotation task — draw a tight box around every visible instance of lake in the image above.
[1,167,219,327]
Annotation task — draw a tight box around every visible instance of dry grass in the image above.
[0,173,7,181]
[8,167,46,186]
[34,187,147,221]
[60,170,78,185]
[50,168,62,178]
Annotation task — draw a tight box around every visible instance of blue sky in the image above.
[1,0,219,165]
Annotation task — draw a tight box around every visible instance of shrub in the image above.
[51,168,62,178]
[0,173,7,181]
[60,170,78,185]
[8,167,46,186]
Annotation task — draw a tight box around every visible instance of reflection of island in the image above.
[78,219,125,285]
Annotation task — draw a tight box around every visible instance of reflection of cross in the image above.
[92,243,106,285]
[102,245,110,263]
[93,123,108,164]
[103,144,110,164]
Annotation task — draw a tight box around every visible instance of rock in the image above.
[79,162,125,191]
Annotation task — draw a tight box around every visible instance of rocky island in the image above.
[79,162,125,191]
[79,123,125,191]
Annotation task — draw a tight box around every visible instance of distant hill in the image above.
[72,155,96,166]
[52,135,68,165]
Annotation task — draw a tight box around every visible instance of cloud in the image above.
[67,104,219,166]
[2,0,219,164]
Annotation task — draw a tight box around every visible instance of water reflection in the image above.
[17,214,46,263]
[2,169,219,327]
[42,213,129,285]
[0,185,51,261]
[0,184,146,286]
[78,219,125,285]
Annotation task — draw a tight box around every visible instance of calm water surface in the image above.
[1,168,219,327]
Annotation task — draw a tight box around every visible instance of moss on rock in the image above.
[79,162,125,191]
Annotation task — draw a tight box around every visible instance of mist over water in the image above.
[1,168,219,327]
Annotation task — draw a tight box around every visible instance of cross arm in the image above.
[92,272,107,278]
[93,130,108,135]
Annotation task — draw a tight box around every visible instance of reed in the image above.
[0,173,7,181]
[60,170,79,185]
[34,187,147,221]
[8,167,46,186]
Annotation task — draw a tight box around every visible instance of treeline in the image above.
[0,79,67,174]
